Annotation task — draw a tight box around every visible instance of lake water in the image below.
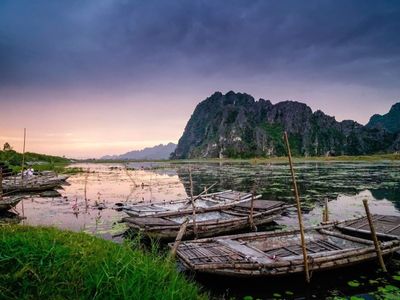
[6,161,400,299]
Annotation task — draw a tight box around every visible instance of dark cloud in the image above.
[0,0,399,88]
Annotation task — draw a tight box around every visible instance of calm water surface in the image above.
[6,161,400,299]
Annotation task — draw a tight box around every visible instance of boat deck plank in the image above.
[123,216,177,226]
[233,200,284,211]
[338,214,400,237]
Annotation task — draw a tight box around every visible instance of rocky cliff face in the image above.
[367,103,400,134]
[171,91,398,159]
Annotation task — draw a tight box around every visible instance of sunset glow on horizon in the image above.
[1,1,399,158]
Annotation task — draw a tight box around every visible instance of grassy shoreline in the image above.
[0,225,204,300]
[79,153,400,165]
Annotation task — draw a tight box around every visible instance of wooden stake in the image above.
[362,199,387,272]
[21,128,26,180]
[84,168,89,208]
[169,218,189,259]
[324,198,329,222]
[284,131,310,283]
[249,193,257,231]
[189,167,198,238]
[0,167,3,201]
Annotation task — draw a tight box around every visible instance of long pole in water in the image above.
[284,131,310,283]
[362,199,387,272]
[0,167,3,201]
[189,167,198,238]
[21,128,26,179]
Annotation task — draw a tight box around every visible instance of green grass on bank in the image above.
[11,162,83,174]
[88,153,400,165]
[0,149,82,174]
[0,150,69,166]
[0,226,205,300]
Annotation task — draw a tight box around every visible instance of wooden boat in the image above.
[2,173,69,194]
[336,214,400,240]
[122,190,261,217]
[0,196,25,211]
[123,199,291,241]
[173,226,400,277]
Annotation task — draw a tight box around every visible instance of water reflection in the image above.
[177,161,400,208]
[2,161,399,240]
[12,163,188,240]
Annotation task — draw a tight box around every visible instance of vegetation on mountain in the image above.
[172,91,400,159]
[367,102,400,134]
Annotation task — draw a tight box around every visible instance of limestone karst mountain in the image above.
[171,91,399,159]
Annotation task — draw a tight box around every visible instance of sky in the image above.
[1,0,399,158]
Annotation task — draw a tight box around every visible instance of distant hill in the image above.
[101,143,176,160]
[171,91,400,159]
[367,102,400,134]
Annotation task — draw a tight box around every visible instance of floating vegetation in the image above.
[348,280,361,287]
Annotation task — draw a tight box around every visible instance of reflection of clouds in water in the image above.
[13,163,187,240]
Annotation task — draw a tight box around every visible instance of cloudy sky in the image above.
[1,0,399,157]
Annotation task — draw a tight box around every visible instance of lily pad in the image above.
[348,280,360,288]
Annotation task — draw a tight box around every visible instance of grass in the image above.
[84,153,400,165]
[1,149,82,174]
[9,162,83,175]
[0,225,205,300]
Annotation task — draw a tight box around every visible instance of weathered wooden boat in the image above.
[0,196,25,211]
[2,174,69,194]
[123,199,291,241]
[122,190,260,217]
[336,214,400,240]
[173,226,400,277]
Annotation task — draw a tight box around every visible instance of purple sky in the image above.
[1,1,399,158]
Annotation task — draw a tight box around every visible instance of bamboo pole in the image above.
[322,198,329,223]
[189,167,198,238]
[249,193,256,231]
[0,167,3,201]
[21,128,26,180]
[324,198,329,222]
[84,168,89,207]
[283,131,310,283]
[169,218,189,259]
[188,182,218,204]
[362,199,387,272]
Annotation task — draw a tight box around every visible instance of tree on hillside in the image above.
[3,142,12,151]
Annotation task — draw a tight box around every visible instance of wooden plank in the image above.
[339,215,400,237]
[216,239,274,265]
[387,224,400,234]
[123,216,177,226]
[234,199,284,210]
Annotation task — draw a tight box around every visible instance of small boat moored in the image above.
[173,224,400,277]
[123,198,291,241]
[121,190,260,217]
[336,214,400,240]
[2,173,69,194]
[0,195,25,212]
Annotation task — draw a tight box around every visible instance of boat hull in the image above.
[174,226,400,278]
